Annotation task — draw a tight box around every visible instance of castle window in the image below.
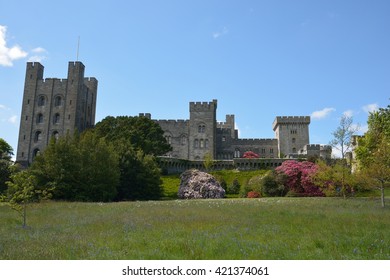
[234,149,241,158]
[222,136,226,142]
[200,139,204,148]
[33,148,40,159]
[270,148,274,154]
[194,139,199,148]
[52,131,59,141]
[181,135,187,145]
[54,96,62,107]
[292,148,297,153]
[261,148,266,154]
[38,95,46,106]
[34,131,42,142]
[292,138,296,143]
[37,113,44,124]
[198,124,205,133]
[166,136,172,144]
[54,113,60,124]
[205,139,209,148]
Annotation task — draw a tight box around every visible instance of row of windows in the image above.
[36,95,64,107]
[35,113,64,124]
[194,139,209,149]
[33,130,60,143]
[165,135,187,145]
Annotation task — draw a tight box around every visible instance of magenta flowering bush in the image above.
[275,160,324,197]
[242,151,260,159]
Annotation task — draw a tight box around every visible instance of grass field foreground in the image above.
[1,197,389,260]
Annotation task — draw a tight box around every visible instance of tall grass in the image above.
[1,197,389,260]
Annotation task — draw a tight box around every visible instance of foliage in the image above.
[30,131,119,202]
[355,103,390,207]
[261,171,288,197]
[312,160,356,198]
[242,151,260,158]
[203,152,214,171]
[116,145,163,200]
[330,115,360,159]
[275,160,324,197]
[1,171,52,228]
[94,115,171,156]
[0,138,14,194]
[227,178,240,194]
[247,191,261,198]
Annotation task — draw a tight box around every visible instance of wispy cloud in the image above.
[311,107,336,120]
[0,104,9,110]
[8,115,18,124]
[362,103,379,114]
[213,26,228,39]
[28,47,48,63]
[0,25,28,67]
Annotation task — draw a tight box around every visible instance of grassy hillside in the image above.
[1,197,389,260]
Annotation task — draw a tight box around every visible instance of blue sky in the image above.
[1,0,389,158]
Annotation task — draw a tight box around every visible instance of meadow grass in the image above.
[1,197,389,260]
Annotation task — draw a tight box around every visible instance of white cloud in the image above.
[28,47,48,63]
[213,27,229,39]
[363,103,379,114]
[311,107,336,120]
[0,104,9,110]
[0,25,28,67]
[8,115,18,124]
[343,110,354,117]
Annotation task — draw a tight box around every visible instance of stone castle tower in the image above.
[272,116,310,158]
[188,100,217,160]
[16,61,97,166]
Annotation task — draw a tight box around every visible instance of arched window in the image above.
[292,138,296,143]
[33,149,40,158]
[181,135,187,145]
[200,139,204,148]
[198,124,205,133]
[34,131,42,142]
[37,113,44,124]
[205,139,209,148]
[38,95,46,106]
[52,131,59,141]
[194,139,199,148]
[292,148,297,153]
[54,96,62,107]
[54,113,60,124]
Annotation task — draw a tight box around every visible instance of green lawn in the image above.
[1,197,389,260]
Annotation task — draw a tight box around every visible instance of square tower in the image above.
[188,99,217,160]
[16,61,98,167]
[273,116,310,158]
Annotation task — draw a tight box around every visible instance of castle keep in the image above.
[141,99,331,161]
[16,62,97,166]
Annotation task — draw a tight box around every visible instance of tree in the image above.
[312,160,356,198]
[30,131,119,202]
[330,115,360,159]
[360,138,390,207]
[94,116,171,156]
[1,171,52,228]
[203,152,214,171]
[0,138,14,193]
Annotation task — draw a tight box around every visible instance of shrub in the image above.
[247,191,261,198]
[242,151,260,158]
[227,178,240,194]
[262,171,288,197]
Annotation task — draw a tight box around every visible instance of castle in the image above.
[142,99,331,162]
[16,62,331,168]
[16,61,97,167]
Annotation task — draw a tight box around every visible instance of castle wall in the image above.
[155,119,189,159]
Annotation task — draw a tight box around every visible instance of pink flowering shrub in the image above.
[275,160,324,197]
[242,151,260,158]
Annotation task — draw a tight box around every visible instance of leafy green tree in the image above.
[0,138,14,193]
[330,115,360,159]
[30,131,119,201]
[116,143,162,200]
[94,116,171,156]
[203,152,214,171]
[1,171,52,228]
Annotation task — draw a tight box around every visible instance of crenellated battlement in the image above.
[272,116,310,130]
[235,138,277,145]
[189,99,217,111]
